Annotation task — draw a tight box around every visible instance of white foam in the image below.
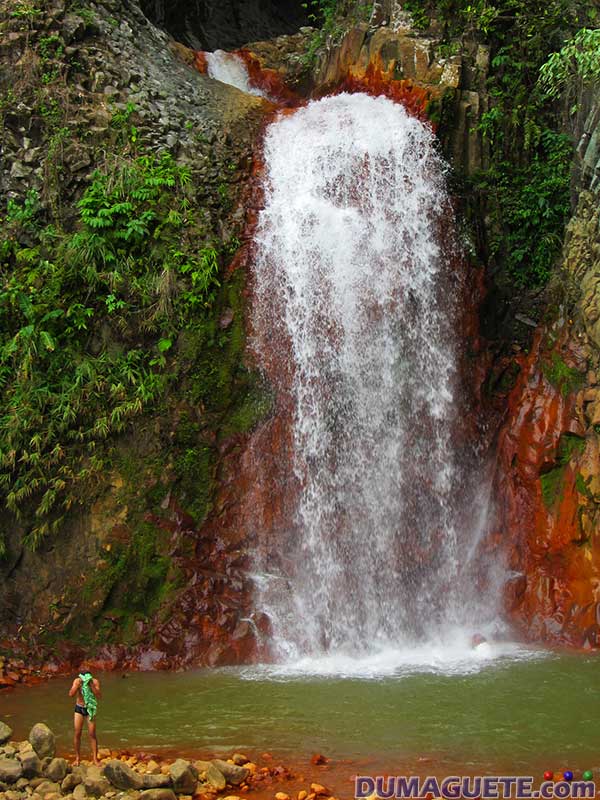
[240,638,545,681]
[250,92,505,666]
[206,50,271,99]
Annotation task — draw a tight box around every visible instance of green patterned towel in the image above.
[79,672,98,720]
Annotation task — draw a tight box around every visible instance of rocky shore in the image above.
[0,723,338,800]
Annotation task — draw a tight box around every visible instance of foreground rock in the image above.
[140,791,177,800]
[168,760,197,794]
[0,722,311,800]
[102,761,143,791]
[0,723,12,745]
[212,759,249,786]
[0,758,23,783]
[195,760,226,791]
[44,758,69,783]
[28,724,56,760]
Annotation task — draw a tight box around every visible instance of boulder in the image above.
[19,750,42,779]
[34,780,61,796]
[139,791,177,800]
[62,773,83,792]
[0,759,24,784]
[5,791,25,800]
[28,725,56,760]
[44,758,69,783]
[211,760,248,787]
[72,766,88,783]
[194,762,225,791]
[0,722,12,745]
[103,761,143,791]
[73,783,87,800]
[231,754,248,767]
[168,760,197,795]
[84,766,111,797]
[141,774,171,790]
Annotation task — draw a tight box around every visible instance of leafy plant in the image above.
[0,151,223,552]
[539,28,600,110]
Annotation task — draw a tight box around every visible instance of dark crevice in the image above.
[140,0,311,51]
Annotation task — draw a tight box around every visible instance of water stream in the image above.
[249,93,501,667]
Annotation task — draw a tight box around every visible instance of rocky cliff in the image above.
[1,0,600,669]
[495,90,600,647]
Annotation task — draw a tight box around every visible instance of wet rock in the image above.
[0,723,12,745]
[0,760,24,784]
[275,794,290,800]
[84,766,111,797]
[211,761,248,787]
[230,754,248,767]
[310,785,329,797]
[139,791,177,800]
[194,762,225,791]
[141,774,171,790]
[5,791,25,800]
[73,783,87,800]
[18,749,42,779]
[103,762,143,791]
[28,725,56,760]
[33,781,61,796]
[44,759,68,783]
[72,766,88,783]
[62,774,82,792]
[168,760,196,795]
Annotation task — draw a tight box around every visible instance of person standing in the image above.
[68,666,101,765]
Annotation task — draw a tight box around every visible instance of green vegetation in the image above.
[542,353,586,396]
[383,1,596,288]
[0,151,225,555]
[539,27,600,109]
[475,130,573,286]
[540,432,586,509]
[301,0,372,66]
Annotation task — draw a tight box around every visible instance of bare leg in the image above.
[73,713,84,766]
[87,719,99,765]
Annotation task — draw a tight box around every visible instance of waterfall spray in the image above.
[249,93,501,667]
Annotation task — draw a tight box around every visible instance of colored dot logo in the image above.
[543,771,593,782]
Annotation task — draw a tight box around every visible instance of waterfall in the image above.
[206,50,271,99]
[250,93,501,667]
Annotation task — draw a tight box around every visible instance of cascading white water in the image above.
[206,50,271,99]
[250,93,502,668]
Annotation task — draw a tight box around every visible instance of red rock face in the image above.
[493,324,600,647]
[332,62,433,127]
